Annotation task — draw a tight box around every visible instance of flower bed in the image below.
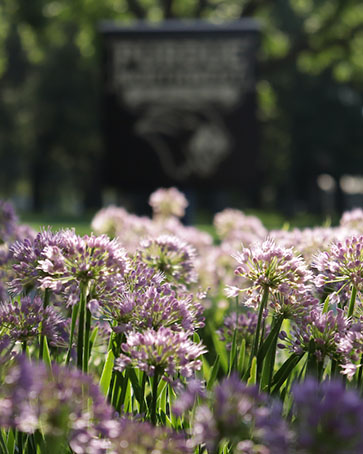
[1,192,363,453]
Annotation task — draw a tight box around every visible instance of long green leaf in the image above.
[0,430,9,454]
[272,353,303,393]
[247,357,257,386]
[257,316,283,364]
[237,338,246,375]
[6,429,14,454]
[129,367,143,405]
[228,328,238,375]
[209,323,228,372]
[42,337,52,374]
[202,356,211,382]
[66,302,79,365]
[99,350,115,396]
[207,356,220,390]
[259,316,284,391]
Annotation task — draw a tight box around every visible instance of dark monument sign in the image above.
[101,20,260,203]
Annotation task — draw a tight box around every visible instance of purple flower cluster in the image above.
[214,208,267,244]
[0,295,67,346]
[0,200,18,244]
[100,258,204,334]
[190,374,289,454]
[218,310,261,350]
[0,356,115,448]
[292,378,363,453]
[10,229,130,307]
[10,229,67,294]
[227,238,312,312]
[109,418,191,454]
[0,356,191,453]
[137,235,197,286]
[279,306,363,378]
[115,326,207,381]
[149,187,188,220]
[313,235,363,300]
[340,208,363,232]
[111,282,203,334]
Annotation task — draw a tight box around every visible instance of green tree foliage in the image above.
[0,0,363,211]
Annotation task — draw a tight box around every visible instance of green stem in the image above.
[252,287,269,359]
[17,431,23,454]
[112,371,124,411]
[0,430,8,454]
[260,315,284,391]
[151,369,161,425]
[77,283,87,370]
[39,289,50,361]
[357,354,363,388]
[65,303,79,365]
[140,372,147,415]
[83,308,92,373]
[348,285,357,318]
[107,371,116,403]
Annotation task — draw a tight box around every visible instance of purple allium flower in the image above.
[337,320,363,379]
[340,208,363,232]
[234,440,271,454]
[227,239,312,311]
[173,378,206,415]
[0,295,68,346]
[0,244,12,300]
[115,327,207,381]
[313,235,363,303]
[149,187,188,220]
[137,235,197,286]
[11,229,130,306]
[0,200,18,244]
[9,229,66,294]
[270,226,350,263]
[191,374,289,454]
[92,206,155,253]
[214,208,267,244]
[102,259,204,334]
[0,356,116,450]
[91,205,131,238]
[109,418,191,454]
[218,310,261,350]
[111,282,203,334]
[282,307,349,362]
[291,377,363,453]
[0,336,13,371]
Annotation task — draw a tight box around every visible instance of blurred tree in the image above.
[0,0,362,212]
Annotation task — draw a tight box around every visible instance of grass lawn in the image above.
[19,210,334,236]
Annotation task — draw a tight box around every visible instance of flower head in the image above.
[11,229,130,306]
[109,418,191,454]
[9,229,66,294]
[191,374,289,454]
[291,378,363,453]
[218,310,262,350]
[149,187,188,220]
[111,283,203,334]
[137,235,197,286]
[0,200,18,244]
[0,356,115,447]
[115,327,207,381]
[281,307,349,362]
[228,239,312,311]
[340,208,363,232]
[214,208,267,244]
[313,235,363,298]
[0,295,68,346]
